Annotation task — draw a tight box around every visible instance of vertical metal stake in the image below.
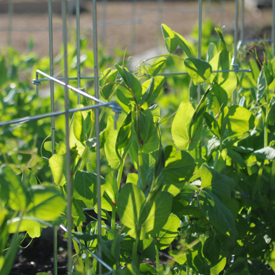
[92,0,102,273]
[48,1,57,274]
[130,0,137,55]
[76,0,81,104]
[272,0,275,57]
[62,0,73,274]
[241,0,244,45]
[8,0,13,46]
[198,0,202,103]
[232,0,239,106]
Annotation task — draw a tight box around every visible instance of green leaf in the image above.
[203,236,221,264]
[161,24,178,54]
[172,101,194,150]
[224,258,249,275]
[147,57,166,77]
[163,146,196,183]
[252,146,275,160]
[0,166,27,211]
[0,56,8,87]
[115,64,142,103]
[116,111,132,153]
[207,84,228,116]
[204,112,220,138]
[268,97,275,125]
[210,257,227,275]
[207,42,218,62]
[104,171,119,205]
[138,109,159,153]
[184,58,212,85]
[199,190,237,238]
[26,184,66,221]
[199,164,235,203]
[139,191,172,239]
[99,68,118,100]
[263,62,273,86]
[257,69,267,102]
[174,32,193,57]
[140,77,154,106]
[117,183,145,239]
[73,171,105,209]
[104,116,121,169]
[49,154,66,186]
[224,106,257,141]
[155,214,180,250]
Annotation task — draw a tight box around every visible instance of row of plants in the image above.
[1,21,275,275]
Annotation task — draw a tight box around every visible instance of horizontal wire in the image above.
[59,225,114,273]
[0,103,113,127]
[35,70,106,105]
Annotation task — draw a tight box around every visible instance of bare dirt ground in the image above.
[0,1,274,58]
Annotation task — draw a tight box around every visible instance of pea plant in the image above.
[1,23,275,275]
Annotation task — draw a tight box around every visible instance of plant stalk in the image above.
[155,245,160,271]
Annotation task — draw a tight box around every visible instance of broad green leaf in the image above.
[252,146,275,160]
[224,257,249,275]
[72,108,84,142]
[26,184,66,220]
[126,173,139,185]
[140,77,154,106]
[49,154,66,186]
[172,101,194,150]
[220,72,237,99]
[115,64,142,103]
[216,28,227,51]
[72,198,86,226]
[138,109,159,153]
[117,183,145,239]
[257,69,267,102]
[155,214,180,250]
[163,146,196,183]
[207,84,228,116]
[174,32,193,57]
[199,190,237,238]
[146,76,165,106]
[199,164,235,203]
[184,58,212,85]
[250,58,260,85]
[204,112,220,138]
[104,171,119,205]
[27,226,41,238]
[117,85,136,113]
[140,263,157,274]
[139,191,172,239]
[207,42,218,62]
[161,24,178,54]
[1,166,27,211]
[227,149,246,168]
[147,57,166,77]
[73,170,105,209]
[263,62,273,86]
[0,56,8,86]
[224,106,257,141]
[99,68,118,100]
[203,236,221,264]
[116,111,132,155]
[210,257,226,275]
[104,116,121,169]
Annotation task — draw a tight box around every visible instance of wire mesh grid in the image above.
[1,0,275,274]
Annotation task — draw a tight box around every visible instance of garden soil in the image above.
[2,1,274,274]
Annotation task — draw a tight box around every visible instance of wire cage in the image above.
[0,0,275,274]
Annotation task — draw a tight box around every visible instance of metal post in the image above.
[7,0,13,46]
[130,0,137,55]
[272,0,275,56]
[76,0,81,104]
[232,0,239,105]
[48,1,57,274]
[92,0,102,273]
[198,0,202,103]
[241,0,244,45]
[62,0,73,274]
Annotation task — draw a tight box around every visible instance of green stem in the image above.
[136,105,146,190]
[138,53,185,70]
[111,205,116,232]
[132,234,139,266]
[155,245,160,271]
[117,159,124,190]
[271,160,275,190]
[186,265,190,275]
[252,160,264,200]
[264,90,269,148]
